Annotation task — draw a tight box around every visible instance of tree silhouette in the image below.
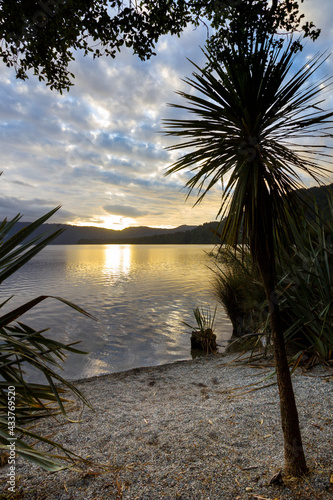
[0,0,320,91]
[164,36,333,475]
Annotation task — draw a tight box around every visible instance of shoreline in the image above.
[71,354,228,384]
[2,354,333,499]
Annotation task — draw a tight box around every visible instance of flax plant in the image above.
[0,207,95,471]
[182,306,217,353]
[211,246,265,338]
[275,201,333,364]
[164,36,333,475]
[211,200,333,363]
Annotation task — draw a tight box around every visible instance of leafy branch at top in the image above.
[0,0,321,91]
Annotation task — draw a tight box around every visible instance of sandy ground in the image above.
[1,353,333,499]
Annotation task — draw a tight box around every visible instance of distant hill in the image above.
[298,182,333,216]
[3,182,332,245]
[3,221,197,245]
[78,221,222,245]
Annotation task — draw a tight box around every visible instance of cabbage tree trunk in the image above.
[253,191,308,476]
[260,262,307,475]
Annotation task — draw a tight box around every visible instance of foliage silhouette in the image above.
[0,0,320,91]
[163,33,333,475]
[0,207,95,471]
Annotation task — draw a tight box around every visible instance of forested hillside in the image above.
[78,221,222,245]
[3,183,332,245]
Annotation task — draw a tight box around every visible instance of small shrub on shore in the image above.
[183,306,218,353]
[211,247,265,338]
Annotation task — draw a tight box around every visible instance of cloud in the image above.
[0,195,74,222]
[103,204,147,218]
[0,2,332,229]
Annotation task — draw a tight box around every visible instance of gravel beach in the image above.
[1,354,333,499]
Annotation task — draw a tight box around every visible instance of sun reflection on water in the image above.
[103,245,132,276]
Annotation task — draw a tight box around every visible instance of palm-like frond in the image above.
[0,206,65,283]
[164,38,333,249]
[0,207,96,471]
[164,36,333,475]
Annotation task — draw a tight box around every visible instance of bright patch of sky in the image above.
[0,0,332,229]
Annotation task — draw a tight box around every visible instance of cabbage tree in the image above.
[164,37,333,476]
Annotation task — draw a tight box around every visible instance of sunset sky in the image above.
[1,0,333,230]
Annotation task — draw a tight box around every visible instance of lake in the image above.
[2,244,232,381]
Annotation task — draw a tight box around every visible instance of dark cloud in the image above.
[0,195,74,222]
[103,204,147,218]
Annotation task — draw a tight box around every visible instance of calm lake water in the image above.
[2,244,232,381]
